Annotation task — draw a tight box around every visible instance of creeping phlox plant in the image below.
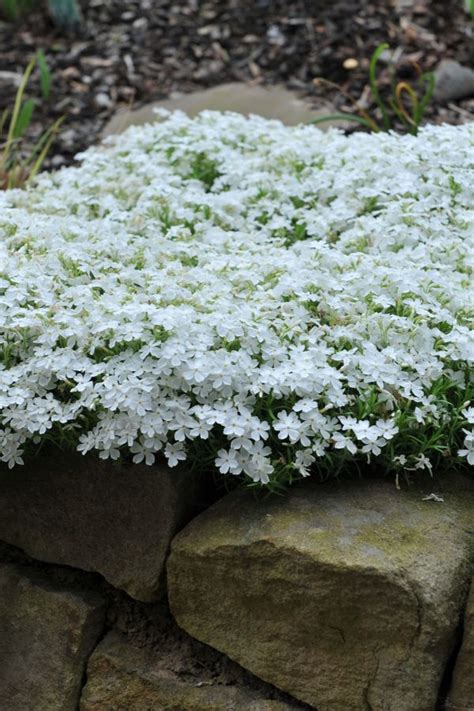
[0,112,473,488]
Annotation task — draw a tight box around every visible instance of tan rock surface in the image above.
[0,563,105,711]
[80,631,298,711]
[168,476,474,711]
[102,83,341,136]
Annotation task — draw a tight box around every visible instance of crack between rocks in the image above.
[362,649,381,711]
[403,577,424,660]
[362,570,423,711]
[75,619,109,711]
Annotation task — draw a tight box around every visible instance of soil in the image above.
[0,0,473,169]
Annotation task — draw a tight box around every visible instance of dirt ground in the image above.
[0,0,473,166]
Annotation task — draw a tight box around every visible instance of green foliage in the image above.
[187,153,221,191]
[0,52,62,190]
[312,43,435,135]
[0,0,83,30]
[0,0,34,20]
[47,0,82,31]
[37,48,51,99]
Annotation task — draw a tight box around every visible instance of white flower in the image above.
[393,454,407,467]
[458,431,474,466]
[273,411,302,442]
[461,407,474,425]
[164,442,186,468]
[412,454,433,473]
[0,112,471,484]
[215,448,242,475]
[332,432,358,455]
[294,449,315,477]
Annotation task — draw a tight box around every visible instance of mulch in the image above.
[0,0,473,168]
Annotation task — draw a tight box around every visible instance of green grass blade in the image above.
[388,98,413,131]
[0,108,9,134]
[13,98,35,139]
[37,49,51,100]
[416,72,435,126]
[25,115,64,176]
[6,56,36,148]
[369,43,391,131]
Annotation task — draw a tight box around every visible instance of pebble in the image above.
[95,92,113,108]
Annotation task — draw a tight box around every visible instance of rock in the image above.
[102,82,342,136]
[0,452,206,601]
[448,581,474,710]
[80,631,297,710]
[168,476,474,711]
[434,60,474,103]
[0,563,105,711]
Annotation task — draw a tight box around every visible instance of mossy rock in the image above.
[168,475,474,711]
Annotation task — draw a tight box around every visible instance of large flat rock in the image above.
[168,476,474,711]
[103,83,341,136]
[0,563,105,711]
[80,631,298,711]
[448,581,474,710]
[0,453,205,601]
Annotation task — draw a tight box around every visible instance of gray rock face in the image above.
[448,581,474,710]
[0,453,205,601]
[0,563,105,711]
[168,476,474,711]
[102,83,341,136]
[80,631,297,711]
[434,60,474,103]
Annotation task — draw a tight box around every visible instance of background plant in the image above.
[312,43,435,135]
[0,51,62,189]
[0,0,83,30]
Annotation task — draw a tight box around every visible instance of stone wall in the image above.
[0,455,472,711]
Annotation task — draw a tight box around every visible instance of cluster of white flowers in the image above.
[0,111,472,484]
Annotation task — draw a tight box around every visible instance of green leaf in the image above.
[0,0,35,20]
[37,50,51,100]
[369,43,391,131]
[1,0,19,20]
[13,98,35,138]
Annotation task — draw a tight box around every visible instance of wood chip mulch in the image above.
[0,0,473,168]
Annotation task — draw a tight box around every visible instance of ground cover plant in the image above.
[0,111,473,487]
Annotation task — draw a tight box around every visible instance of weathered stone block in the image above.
[448,581,474,710]
[0,563,105,711]
[168,476,474,711]
[80,631,297,710]
[0,452,205,601]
